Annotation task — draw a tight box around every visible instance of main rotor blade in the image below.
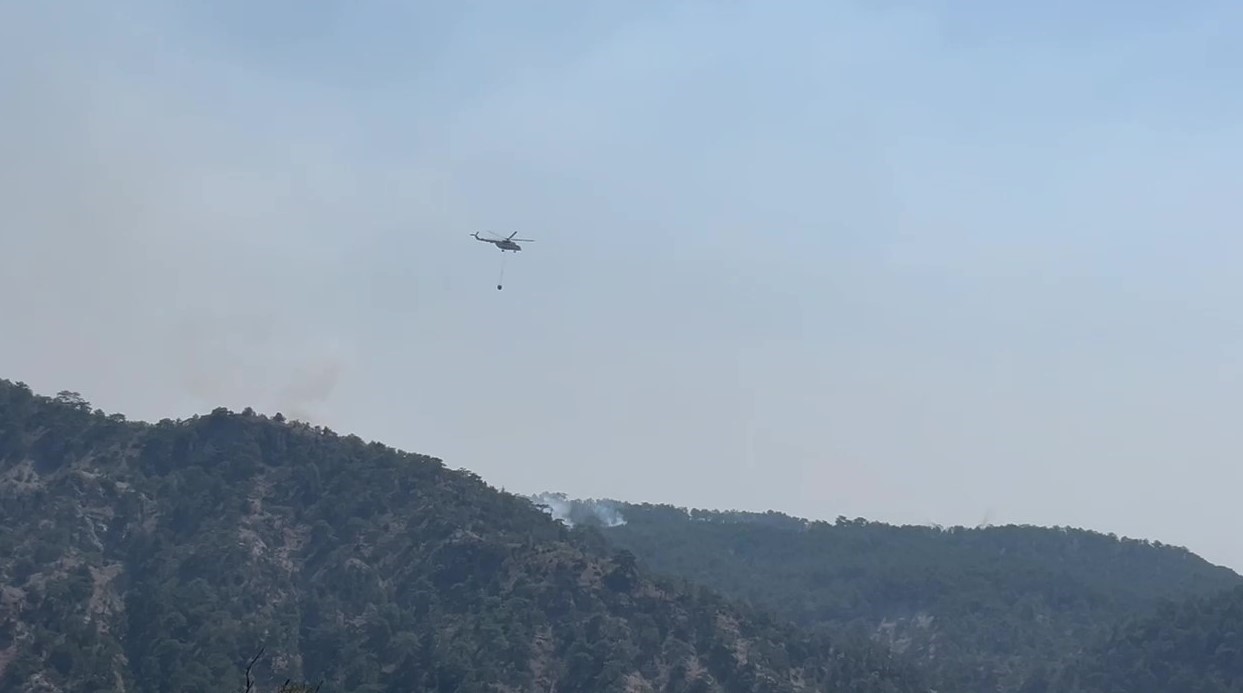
[511,238,535,242]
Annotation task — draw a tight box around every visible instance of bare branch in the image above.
[244,646,265,693]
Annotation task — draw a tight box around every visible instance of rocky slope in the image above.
[0,379,925,693]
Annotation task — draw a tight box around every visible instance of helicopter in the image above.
[471,231,534,290]
[471,231,534,252]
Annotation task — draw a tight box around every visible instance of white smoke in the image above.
[530,492,627,528]
[532,492,574,524]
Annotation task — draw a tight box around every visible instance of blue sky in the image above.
[3,1,1243,570]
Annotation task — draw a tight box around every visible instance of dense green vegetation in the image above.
[568,499,1243,692]
[1034,585,1243,692]
[0,379,925,692]
[6,375,1242,692]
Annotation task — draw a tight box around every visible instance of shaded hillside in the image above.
[1029,585,1243,693]
[0,379,927,693]
[561,499,1242,692]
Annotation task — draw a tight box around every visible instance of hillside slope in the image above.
[0,379,926,693]
[1032,585,1243,693]
[562,499,1242,692]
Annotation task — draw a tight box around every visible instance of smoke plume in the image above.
[530,492,627,528]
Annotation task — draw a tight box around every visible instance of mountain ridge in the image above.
[538,496,1242,691]
[0,378,926,692]
[532,492,1235,571]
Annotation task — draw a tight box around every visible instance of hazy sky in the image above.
[4,1,1243,570]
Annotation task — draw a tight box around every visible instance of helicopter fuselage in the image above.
[473,233,523,252]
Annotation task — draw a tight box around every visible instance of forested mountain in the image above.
[0,378,927,693]
[557,498,1242,692]
[1032,585,1243,693]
